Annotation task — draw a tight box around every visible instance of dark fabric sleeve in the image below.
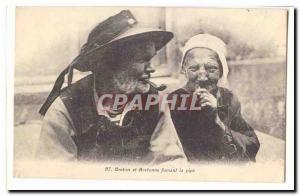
[36,98,78,161]
[223,94,260,161]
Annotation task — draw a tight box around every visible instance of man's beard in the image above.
[113,77,150,94]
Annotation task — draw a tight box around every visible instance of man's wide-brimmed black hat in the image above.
[73,24,173,71]
[39,10,173,115]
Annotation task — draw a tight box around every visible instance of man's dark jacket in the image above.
[37,75,187,163]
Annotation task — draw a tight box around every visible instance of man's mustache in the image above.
[139,73,151,80]
[139,72,167,91]
[138,69,167,91]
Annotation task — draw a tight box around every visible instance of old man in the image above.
[36,10,186,164]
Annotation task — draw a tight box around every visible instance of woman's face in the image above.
[183,47,221,92]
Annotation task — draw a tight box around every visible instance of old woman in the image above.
[169,34,260,162]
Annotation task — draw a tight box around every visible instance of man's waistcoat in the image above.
[59,75,160,162]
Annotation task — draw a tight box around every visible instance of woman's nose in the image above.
[197,66,208,80]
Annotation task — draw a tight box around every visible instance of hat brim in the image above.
[72,28,173,72]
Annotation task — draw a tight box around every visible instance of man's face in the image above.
[111,41,157,94]
[183,47,221,92]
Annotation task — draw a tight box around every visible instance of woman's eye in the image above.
[208,68,217,71]
[206,66,218,72]
[189,67,198,71]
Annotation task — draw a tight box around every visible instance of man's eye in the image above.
[137,60,145,63]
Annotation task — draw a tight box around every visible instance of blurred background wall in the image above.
[14,7,287,142]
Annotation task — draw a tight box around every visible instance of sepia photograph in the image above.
[8,5,293,189]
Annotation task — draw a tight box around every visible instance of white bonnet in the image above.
[181,34,229,88]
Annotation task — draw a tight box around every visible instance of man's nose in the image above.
[145,64,155,73]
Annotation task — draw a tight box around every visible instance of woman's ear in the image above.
[181,63,188,78]
[180,67,185,74]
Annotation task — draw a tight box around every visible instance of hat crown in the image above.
[81,10,137,54]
